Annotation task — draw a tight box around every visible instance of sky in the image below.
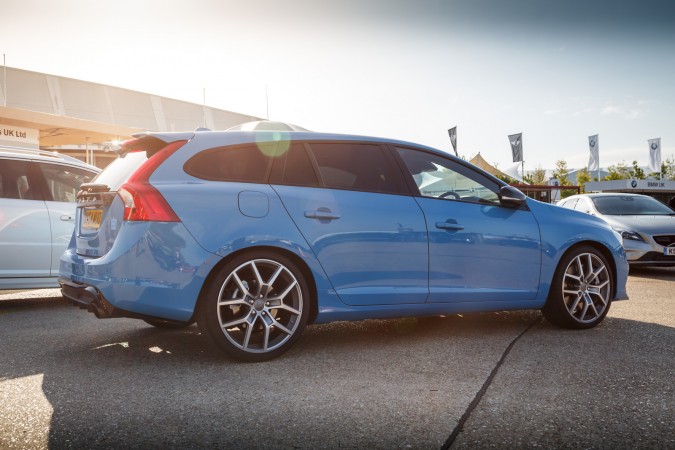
[2,0,674,172]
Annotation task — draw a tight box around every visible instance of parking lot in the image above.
[1,267,673,449]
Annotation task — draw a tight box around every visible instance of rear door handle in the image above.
[435,221,464,231]
[60,215,74,222]
[305,210,341,220]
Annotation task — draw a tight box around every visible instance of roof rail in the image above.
[0,145,94,166]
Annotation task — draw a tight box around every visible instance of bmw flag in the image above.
[648,138,661,173]
[588,135,599,171]
[508,133,523,162]
[448,127,458,156]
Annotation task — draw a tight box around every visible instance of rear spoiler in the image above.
[117,131,196,157]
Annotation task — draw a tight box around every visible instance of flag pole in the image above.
[3,54,6,107]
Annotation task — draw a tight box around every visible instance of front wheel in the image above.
[198,252,310,362]
[543,246,614,329]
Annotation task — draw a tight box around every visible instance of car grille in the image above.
[653,235,675,247]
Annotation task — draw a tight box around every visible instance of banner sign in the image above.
[626,179,675,191]
[588,134,599,171]
[0,124,40,148]
[448,127,457,156]
[508,133,523,162]
[648,138,661,173]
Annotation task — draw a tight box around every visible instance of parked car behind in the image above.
[0,146,99,289]
[558,193,675,266]
[59,123,629,361]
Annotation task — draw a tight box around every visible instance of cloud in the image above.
[601,105,624,115]
[601,105,646,119]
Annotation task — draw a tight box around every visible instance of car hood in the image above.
[599,214,675,234]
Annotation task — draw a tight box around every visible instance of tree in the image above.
[576,168,592,193]
[529,165,547,184]
[659,157,675,180]
[604,161,631,180]
[551,160,576,199]
[630,160,646,180]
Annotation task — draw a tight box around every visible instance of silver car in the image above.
[0,146,99,289]
[558,193,675,266]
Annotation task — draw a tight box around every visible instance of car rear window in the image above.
[93,151,148,191]
[592,195,673,215]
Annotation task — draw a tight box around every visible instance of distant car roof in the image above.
[0,146,100,171]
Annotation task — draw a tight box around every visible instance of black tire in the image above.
[543,245,614,329]
[197,252,310,362]
[143,318,193,329]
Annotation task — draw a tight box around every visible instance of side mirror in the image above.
[499,185,526,207]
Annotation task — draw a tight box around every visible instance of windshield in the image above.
[592,195,674,215]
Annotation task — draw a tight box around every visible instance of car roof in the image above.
[568,193,650,198]
[0,145,100,172]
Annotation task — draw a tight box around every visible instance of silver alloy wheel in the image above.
[216,258,303,354]
[561,252,611,323]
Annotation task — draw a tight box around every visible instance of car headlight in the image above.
[615,229,645,242]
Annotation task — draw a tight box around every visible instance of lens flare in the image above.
[255,131,291,157]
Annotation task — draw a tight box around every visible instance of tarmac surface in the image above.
[0,266,673,449]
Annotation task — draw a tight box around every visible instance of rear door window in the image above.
[37,163,97,202]
[0,159,42,200]
[269,143,320,187]
[307,142,401,194]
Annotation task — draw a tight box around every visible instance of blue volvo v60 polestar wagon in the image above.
[59,121,629,361]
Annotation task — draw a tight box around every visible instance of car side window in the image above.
[308,142,400,194]
[396,147,501,205]
[573,198,592,214]
[560,198,578,210]
[37,163,96,202]
[269,143,320,187]
[184,145,274,183]
[0,159,41,200]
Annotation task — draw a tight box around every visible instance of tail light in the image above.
[118,140,187,222]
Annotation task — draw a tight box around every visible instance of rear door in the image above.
[270,141,429,306]
[37,162,98,275]
[0,159,51,279]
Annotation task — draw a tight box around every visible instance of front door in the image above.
[394,146,542,303]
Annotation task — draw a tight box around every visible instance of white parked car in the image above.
[558,193,675,266]
[0,146,99,289]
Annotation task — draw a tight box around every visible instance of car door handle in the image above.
[435,221,464,231]
[305,210,341,220]
[60,214,74,222]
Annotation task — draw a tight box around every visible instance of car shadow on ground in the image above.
[628,265,675,280]
[1,295,673,449]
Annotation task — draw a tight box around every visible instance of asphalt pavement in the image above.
[1,267,673,449]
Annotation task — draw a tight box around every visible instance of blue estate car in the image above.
[59,122,629,361]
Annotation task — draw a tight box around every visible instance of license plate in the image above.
[83,209,103,230]
[664,247,675,256]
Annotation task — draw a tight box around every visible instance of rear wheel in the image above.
[543,246,613,329]
[198,252,309,362]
